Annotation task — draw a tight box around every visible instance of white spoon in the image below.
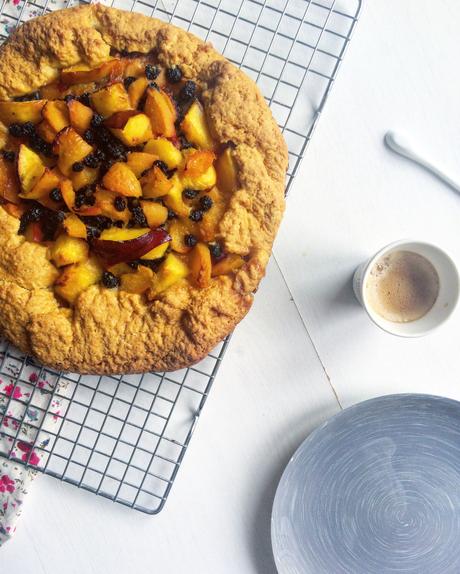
[384,130,460,195]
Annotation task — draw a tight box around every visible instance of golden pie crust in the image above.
[0,4,287,373]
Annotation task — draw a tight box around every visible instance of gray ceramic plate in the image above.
[271,394,460,574]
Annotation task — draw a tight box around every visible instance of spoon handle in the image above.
[384,131,460,195]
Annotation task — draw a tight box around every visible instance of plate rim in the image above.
[270,392,460,574]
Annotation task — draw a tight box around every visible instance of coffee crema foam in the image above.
[365,251,440,323]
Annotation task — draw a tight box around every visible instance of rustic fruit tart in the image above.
[0,5,287,373]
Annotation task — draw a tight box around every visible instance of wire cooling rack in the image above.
[0,0,362,514]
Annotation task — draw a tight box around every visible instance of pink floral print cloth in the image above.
[0,350,72,546]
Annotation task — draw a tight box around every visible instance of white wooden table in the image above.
[2,1,460,572]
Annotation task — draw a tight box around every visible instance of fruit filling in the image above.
[0,55,244,304]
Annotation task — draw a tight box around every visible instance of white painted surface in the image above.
[2,1,460,572]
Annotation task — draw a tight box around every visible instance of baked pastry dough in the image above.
[0,4,287,373]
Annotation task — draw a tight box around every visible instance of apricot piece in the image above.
[94,188,130,224]
[169,218,198,254]
[90,83,132,118]
[0,122,8,150]
[72,166,99,191]
[60,59,122,85]
[17,144,46,194]
[211,254,245,276]
[23,167,63,200]
[120,265,154,294]
[3,202,26,219]
[128,77,149,108]
[102,162,141,197]
[0,156,20,203]
[126,152,158,178]
[54,127,93,177]
[216,147,237,193]
[184,149,216,178]
[67,99,93,133]
[163,175,189,218]
[49,233,89,267]
[198,187,227,242]
[141,165,173,198]
[147,253,189,298]
[189,243,212,288]
[180,101,213,150]
[144,137,183,169]
[36,120,57,144]
[140,201,168,228]
[54,256,103,304]
[42,100,70,132]
[60,179,76,211]
[181,164,216,191]
[109,113,153,146]
[63,213,87,239]
[144,87,176,138]
[0,100,46,126]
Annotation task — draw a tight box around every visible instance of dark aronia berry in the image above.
[8,123,24,138]
[127,197,140,209]
[55,210,66,223]
[14,91,40,102]
[86,226,101,240]
[81,215,112,231]
[21,122,36,137]
[83,153,100,169]
[105,139,127,160]
[114,196,127,212]
[145,64,160,80]
[102,271,120,289]
[72,161,84,172]
[189,209,203,222]
[83,129,95,144]
[183,188,198,200]
[199,195,213,211]
[2,150,15,162]
[29,135,53,157]
[123,76,136,89]
[49,187,62,203]
[148,82,159,91]
[64,94,76,103]
[95,149,106,162]
[74,192,86,209]
[184,234,197,248]
[18,204,44,234]
[167,208,176,220]
[209,242,222,259]
[130,206,147,227]
[166,65,182,84]
[79,92,91,107]
[178,80,196,102]
[91,114,104,128]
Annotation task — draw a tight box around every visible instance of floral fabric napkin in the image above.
[0,353,72,546]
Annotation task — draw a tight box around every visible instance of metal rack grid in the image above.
[0,0,361,514]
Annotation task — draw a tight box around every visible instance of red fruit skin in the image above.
[92,228,171,265]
